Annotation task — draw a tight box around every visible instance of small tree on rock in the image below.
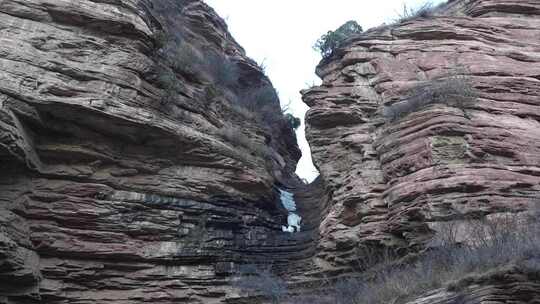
[314,20,363,59]
[285,113,301,130]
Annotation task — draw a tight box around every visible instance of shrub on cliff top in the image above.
[233,86,301,135]
[393,1,449,24]
[314,20,363,59]
[154,27,240,89]
[395,2,435,23]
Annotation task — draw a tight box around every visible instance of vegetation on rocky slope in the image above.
[383,70,477,121]
[2,0,540,303]
[236,213,540,304]
[151,4,300,131]
[149,0,301,167]
[393,1,447,23]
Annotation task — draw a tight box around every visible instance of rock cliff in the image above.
[302,0,540,301]
[1,0,540,303]
[0,0,307,303]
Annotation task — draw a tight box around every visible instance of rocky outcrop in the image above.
[0,0,309,303]
[404,262,540,304]
[302,0,540,283]
[2,0,540,302]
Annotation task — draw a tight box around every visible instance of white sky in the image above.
[205,0,446,182]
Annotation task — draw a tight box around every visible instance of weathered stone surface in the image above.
[2,0,540,302]
[404,264,540,304]
[0,0,308,303]
[303,0,540,281]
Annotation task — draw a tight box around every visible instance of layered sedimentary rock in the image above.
[401,258,540,304]
[303,0,540,273]
[0,1,310,303]
[2,0,540,302]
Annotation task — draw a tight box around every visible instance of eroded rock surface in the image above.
[303,0,540,285]
[2,0,540,303]
[0,0,309,303]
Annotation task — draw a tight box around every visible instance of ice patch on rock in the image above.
[279,189,301,233]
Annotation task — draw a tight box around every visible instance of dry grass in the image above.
[206,51,239,89]
[230,103,256,120]
[295,213,540,304]
[242,212,540,304]
[233,264,288,304]
[238,86,279,113]
[383,71,476,122]
[216,124,269,158]
[170,42,204,81]
[393,1,448,24]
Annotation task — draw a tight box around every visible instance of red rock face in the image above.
[303,0,540,270]
[2,0,540,302]
[0,0,307,303]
